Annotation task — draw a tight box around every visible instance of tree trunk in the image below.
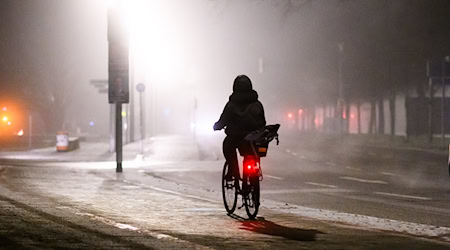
[357,101,361,134]
[389,91,396,137]
[369,100,376,134]
[306,108,309,131]
[345,98,350,134]
[405,94,410,141]
[322,104,326,133]
[378,97,385,135]
[428,81,433,143]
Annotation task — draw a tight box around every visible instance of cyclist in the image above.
[213,75,266,181]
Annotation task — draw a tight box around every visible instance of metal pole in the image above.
[442,59,446,145]
[116,102,123,173]
[109,104,115,153]
[124,104,129,144]
[28,113,32,149]
[193,97,197,141]
[428,77,433,144]
[129,46,135,143]
[338,43,344,138]
[139,91,144,155]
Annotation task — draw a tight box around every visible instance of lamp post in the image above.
[443,56,450,145]
[108,3,130,173]
[136,83,145,155]
[427,60,433,144]
[337,43,344,137]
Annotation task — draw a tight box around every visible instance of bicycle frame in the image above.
[222,124,280,219]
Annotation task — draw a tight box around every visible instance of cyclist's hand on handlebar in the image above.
[213,122,223,131]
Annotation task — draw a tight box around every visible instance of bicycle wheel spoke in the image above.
[222,162,237,214]
[244,176,260,219]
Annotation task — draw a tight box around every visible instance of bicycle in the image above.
[222,124,280,219]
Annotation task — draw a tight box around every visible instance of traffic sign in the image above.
[108,7,129,104]
[108,43,129,103]
[90,79,108,85]
[89,79,108,94]
[136,83,145,92]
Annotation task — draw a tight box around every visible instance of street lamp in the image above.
[107,1,130,173]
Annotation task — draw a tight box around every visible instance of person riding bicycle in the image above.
[213,75,266,181]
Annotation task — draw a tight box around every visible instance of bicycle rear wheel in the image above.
[244,175,260,219]
[222,162,238,214]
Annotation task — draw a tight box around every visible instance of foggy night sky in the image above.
[0,0,449,135]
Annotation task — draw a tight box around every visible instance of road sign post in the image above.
[28,113,32,149]
[108,7,129,173]
[116,103,123,172]
[136,83,145,155]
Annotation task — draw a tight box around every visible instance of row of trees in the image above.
[283,0,450,137]
[2,0,449,137]
[0,0,99,135]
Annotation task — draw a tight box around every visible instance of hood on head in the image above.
[233,75,252,93]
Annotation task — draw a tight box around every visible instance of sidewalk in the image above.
[284,132,449,156]
[0,135,201,163]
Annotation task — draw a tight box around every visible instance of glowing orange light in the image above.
[2,116,8,122]
[7,121,11,126]
[288,113,293,119]
[17,129,24,136]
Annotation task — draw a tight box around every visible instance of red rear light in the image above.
[244,157,256,173]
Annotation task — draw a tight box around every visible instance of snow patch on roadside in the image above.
[265,201,450,242]
[115,223,139,231]
[59,205,211,248]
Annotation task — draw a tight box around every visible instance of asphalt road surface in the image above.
[0,135,449,249]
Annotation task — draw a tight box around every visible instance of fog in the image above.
[0,0,449,140]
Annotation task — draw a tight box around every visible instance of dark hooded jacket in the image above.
[214,76,266,137]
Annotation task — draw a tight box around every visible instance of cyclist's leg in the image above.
[223,136,239,180]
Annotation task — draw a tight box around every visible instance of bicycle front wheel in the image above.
[222,162,238,214]
[244,175,260,219]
